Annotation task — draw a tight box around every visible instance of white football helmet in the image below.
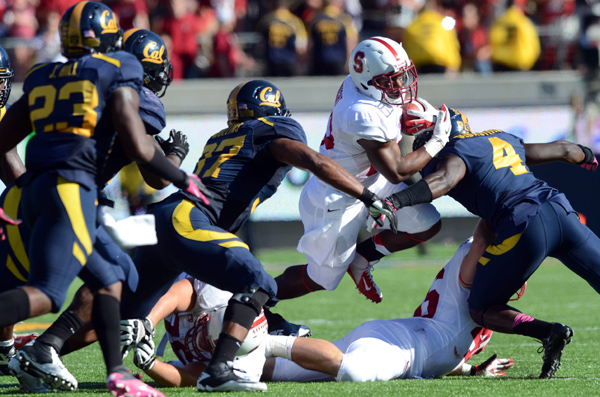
[349,37,418,106]
[185,306,268,358]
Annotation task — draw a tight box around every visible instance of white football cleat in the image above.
[8,356,49,393]
[17,340,77,391]
[347,255,383,304]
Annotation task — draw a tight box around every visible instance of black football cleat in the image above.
[197,361,267,392]
[539,322,573,379]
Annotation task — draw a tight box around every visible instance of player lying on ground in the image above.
[120,275,268,387]
[378,106,599,378]
[262,220,516,381]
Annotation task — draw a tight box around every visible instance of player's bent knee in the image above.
[225,287,270,329]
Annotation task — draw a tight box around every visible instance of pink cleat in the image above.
[107,370,164,397]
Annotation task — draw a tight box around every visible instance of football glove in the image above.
[472,354,515,376]
[578,144,598,171]
[120,317,154,358]
[358,188,398,233]
[0,208,21,241]
[422,104,451,157]
[403,97,438,136]
[182,173,212,206]
[155,129,190,162]
[133,335,156,371]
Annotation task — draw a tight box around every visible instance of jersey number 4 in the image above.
[489,137,528,176]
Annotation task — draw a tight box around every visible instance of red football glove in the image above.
[578,144,598,171]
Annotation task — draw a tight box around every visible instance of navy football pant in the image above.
[121,196,277,319]
[468,200,600,312]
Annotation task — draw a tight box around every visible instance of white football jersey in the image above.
[404,238,492,378]
[319,75,403,186]
[163,279,231,365]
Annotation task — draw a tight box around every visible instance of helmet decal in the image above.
[142,41,165,64]
[100,9,119,34]
[258,87,282,108]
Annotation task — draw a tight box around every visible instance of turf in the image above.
[2,243,600,396]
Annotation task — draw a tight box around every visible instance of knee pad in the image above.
[224,287,270,329]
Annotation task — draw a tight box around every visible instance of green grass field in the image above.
[2,243,600,396]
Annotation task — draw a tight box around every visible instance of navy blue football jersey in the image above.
[22,51,143,189]
[96,86,166,187]
[422,129,573,241]
[182,116,307,233]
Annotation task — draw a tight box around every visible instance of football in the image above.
[400,100,425,135]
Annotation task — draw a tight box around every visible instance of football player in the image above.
[0,2,207,396]
[263,220,516,381]
[379,107,599,378]
[273,37,451,306]
[119,79,397,392]
[2,27,187,394]
[120,276,268,387]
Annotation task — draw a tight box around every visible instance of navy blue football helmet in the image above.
[0,45,13,108]
[123,28,173,98]
[413,107,471,152]
[60,1,122,58]
[227,80,291,124]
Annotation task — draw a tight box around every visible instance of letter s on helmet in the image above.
[60,1,123,58]
[123,28,173,98]
[349,37,417,106]
[227,80,291,124]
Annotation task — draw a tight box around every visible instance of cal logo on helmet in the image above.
[142,41,165,65]
[449,108,471,138]
[100,9,119,34]
[258,87,281,108]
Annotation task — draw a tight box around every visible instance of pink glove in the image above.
[581,157,598,171]
[0,208,21,241]
[183,174,211,206]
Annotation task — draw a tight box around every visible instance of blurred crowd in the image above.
[2,0,600,82]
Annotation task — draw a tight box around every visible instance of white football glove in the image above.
[120,317,154,358]
[133,335,156,371]
[423,104,451,157]
[472,354,515,376]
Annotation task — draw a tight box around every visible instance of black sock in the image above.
[210,333,242,366]
[92,294,122,374]
[37,311,83,354]
[513,319,553,340]
[0,289,30,328]
[356,236,385,263]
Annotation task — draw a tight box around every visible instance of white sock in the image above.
[264,335,295,360]
[0,339,14,347]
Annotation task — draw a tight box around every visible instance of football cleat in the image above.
[8,356,49,393]
[263,308,311,337]
[107,368,165,397]
[197,361,267,392]
[14,333,39,350]
[347,258,383,304]
[17,340,78,391]
[0,341,15,376]
[538,322,573,379]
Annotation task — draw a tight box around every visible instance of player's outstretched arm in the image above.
[0,96,33,159]
[524,141,597,170]
[270,137,398,232]
[451,354,515,377]
[138,131,188,189]
[385,154,467,211]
